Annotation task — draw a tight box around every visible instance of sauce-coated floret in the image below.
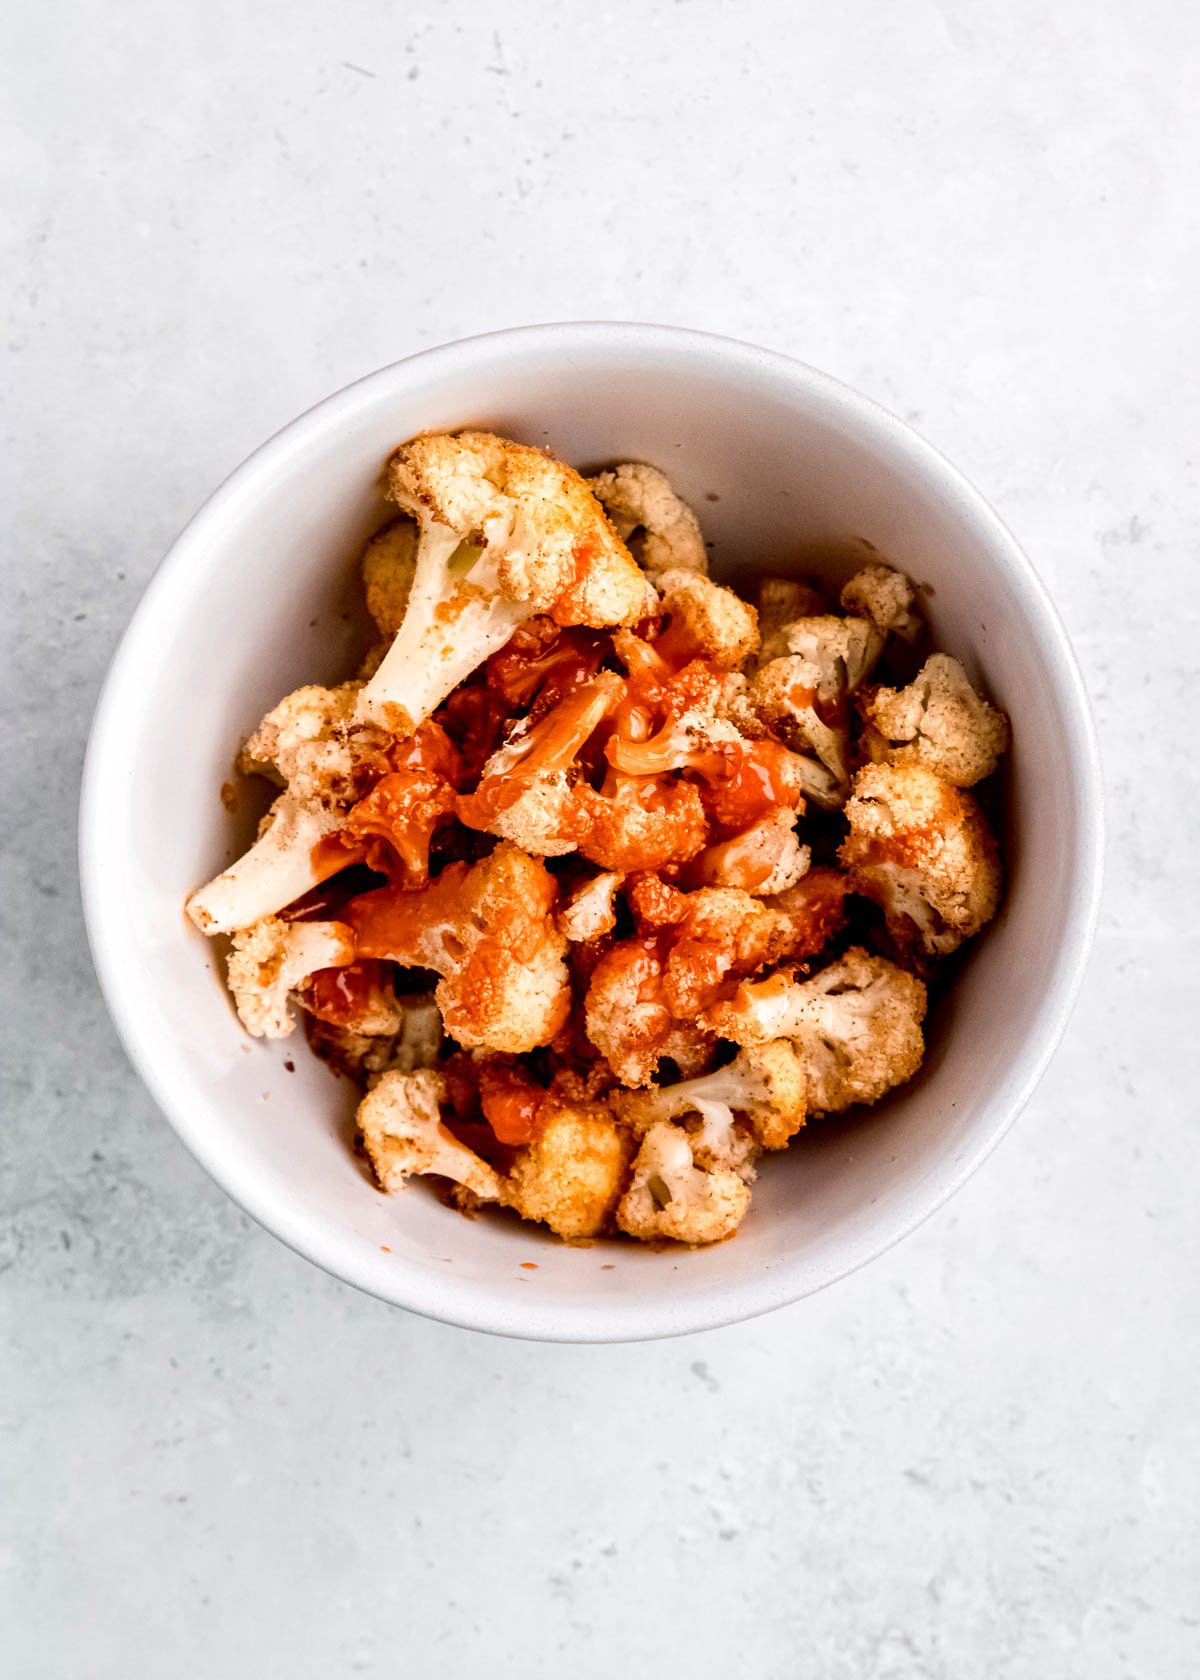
[345,841,571,1054]
[839,761,1002,955]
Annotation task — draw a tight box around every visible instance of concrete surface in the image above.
[3,2,1198,1676]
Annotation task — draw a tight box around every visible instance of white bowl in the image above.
[80,324,1102,1342]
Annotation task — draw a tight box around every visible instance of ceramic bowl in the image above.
[80,324,1103,1341]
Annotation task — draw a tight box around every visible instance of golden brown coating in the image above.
[501,1098,635,1239]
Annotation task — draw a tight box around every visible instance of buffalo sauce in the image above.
[343,864,468,962]
[304,960,393,1028]
[477,1063,546,1146]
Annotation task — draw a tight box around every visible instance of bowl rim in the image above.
[79,321,1104,1342]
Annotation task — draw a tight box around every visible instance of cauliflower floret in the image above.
[708,948,927,1114]
[839,761,1002,955]
[238,683,388,802]
[501,1098,635,1239]
[683,807,810,895]
[345,842,571,1054]
[756,577,833,663]
[745,615,883,807]
[604,652,809,831]
[576,768,709,873]
[558,871,624,942]
[225,915,355,1038]
[361,518,419,635]
[187,684,394,935]
[584,939,716,1088]
[358,1068,501,1200]
[359,431,654,734]
[862,654,1010,787]
[588,461,707,578]
[653,569,759,670]
[614,1040,807,1155]
[616,1121,750,1245]
[840,563,922,642]
[457,673,623,857]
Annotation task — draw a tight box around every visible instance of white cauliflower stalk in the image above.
[709,947,927,1114]
[614,1040,808,1159]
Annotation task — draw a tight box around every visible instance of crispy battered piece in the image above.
[501,1096,635,1239]
[358,430,655,734]
[558,871,624,943]
[225,915,355,1039]
[358,1068,501,1199]
[840,563,922,642]
[613,1041,808,1154]
[361,518,419,635]
[654,569,759,669]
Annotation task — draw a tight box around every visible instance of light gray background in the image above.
[3,3,1198,1676]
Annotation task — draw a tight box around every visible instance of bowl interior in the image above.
[82,326,1099,1339]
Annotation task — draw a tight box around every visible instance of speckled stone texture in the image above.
[3,3,1198,1676]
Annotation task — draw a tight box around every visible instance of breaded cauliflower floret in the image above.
[501,1098,635,1239]
[346,842,571,1054]
[744,615,883,807]
[709,948,927,1114]
[558,870,624,943]
[614,1040,807,1155]
[358,1068,501,1200]
[457,673,623,857]
[684,807,810,896]
[225,915,355,1038]
[359,431,654,734]
[588,461,707,578]
[616,1122,750,1245]
[186,683,393,935]
[654,569,759,670]
[840,563,922,642]
[862,654,1010,787]
[361,518,419,635]
[839,761,1002,955]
